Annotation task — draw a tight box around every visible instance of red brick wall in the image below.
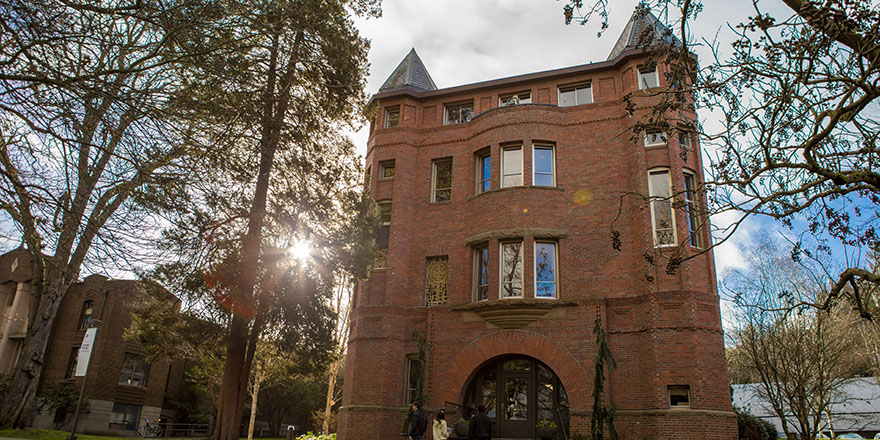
[340,51,736,440]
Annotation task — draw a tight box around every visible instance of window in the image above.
[377,201,392,226]
[444,101,474,125]
[432,159,452,202]
[78,300,94,331]
[648,170,676,246]
[384,106,400,128]
[118,353,148,387]
[558,83,592,107]
[476,151,491,193]
[500,92,531,106]
[425,256,448,306]
[474,246,489,301]
[638,66,659,90]
[532,145,555,187]
[109,402,141,429]
[668,385,690,407]
[683,172,703,248]
[500,242,523,298]
[501,146,522,188]
[678,132,690,148]
[65,346,79,379]
[379,160,395,179]
[644,130,668,147]
[405,357,421,405]
[534,242,557,298]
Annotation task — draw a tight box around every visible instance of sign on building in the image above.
[74,327,96,377]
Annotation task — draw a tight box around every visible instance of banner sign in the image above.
[75,328,97,377]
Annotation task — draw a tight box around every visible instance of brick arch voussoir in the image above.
[437,330,589,410]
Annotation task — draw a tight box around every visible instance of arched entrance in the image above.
[463,355,569,439]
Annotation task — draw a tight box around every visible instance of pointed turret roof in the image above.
[378,48,437,92]
[607,8,682,61]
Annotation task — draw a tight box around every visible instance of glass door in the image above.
[499,372,532,438]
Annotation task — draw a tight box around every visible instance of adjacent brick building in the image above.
[339,10,736,440]
[0,250,185,435]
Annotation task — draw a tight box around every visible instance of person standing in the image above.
[432,409,449,440]
[409,403,428,440]
[468,404,492,440]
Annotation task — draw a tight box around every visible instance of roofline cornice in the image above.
[369,47,658,104]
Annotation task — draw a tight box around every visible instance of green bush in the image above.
[736,407,777,440]
[295,432,335,440]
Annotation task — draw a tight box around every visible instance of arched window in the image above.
[78,300,94,331]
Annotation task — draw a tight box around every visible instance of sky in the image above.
[347,0,788,285]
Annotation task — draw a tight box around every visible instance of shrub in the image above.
[295,432,336,440]
[536,419,557,428]
[736,407,777,440]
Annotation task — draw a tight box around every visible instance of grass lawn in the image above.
[0,428,287,440]
[0,429,205,440]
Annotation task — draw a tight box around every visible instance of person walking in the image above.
[432,409,448,440]
[468,404,492,440]
[409,403,428,440]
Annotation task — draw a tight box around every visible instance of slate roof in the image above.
[607,8,682,61]
[378,48,438,92]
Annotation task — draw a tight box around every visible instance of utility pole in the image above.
[68,289,109,440]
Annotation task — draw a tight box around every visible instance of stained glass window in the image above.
[425,256,448,306]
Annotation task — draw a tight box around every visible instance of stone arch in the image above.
[436,330,589,410]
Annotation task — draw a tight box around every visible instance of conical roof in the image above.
[607,8,682,61]
[378,48,437,92]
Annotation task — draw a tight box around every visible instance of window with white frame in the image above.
[501,146,523,187]
[678,132,690,148]
[668,385,690,407]
[500,242,523,298]
[384,106,400,128]
[405,357,421,405]
[683,172,703,248]
[644,130,668,147]
[377,201,392,225]
[532,145,555,187]
[638,66,659,90]
[474,245,489,301]
[444,101,474,125]
[379,160,395,179]
[558,83,593,107]
[534,242,557,298]
[500,92,531,106]
[476,151,491,193]
[648,169,676,246]
[432,159,453,202]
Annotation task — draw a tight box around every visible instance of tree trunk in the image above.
[321,359,341,435]
[247,366,263,440]
[0,275,71,427]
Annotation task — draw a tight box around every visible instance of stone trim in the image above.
[338,405,409,413]
[467,185,564,202]
[464,228,568,246]
[569,408,736,419]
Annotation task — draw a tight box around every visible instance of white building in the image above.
[733,378,880,437]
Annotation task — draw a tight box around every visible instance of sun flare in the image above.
[290,240,311,261]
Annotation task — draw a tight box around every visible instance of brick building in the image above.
[339,10,736,440]
[0,250,186,435]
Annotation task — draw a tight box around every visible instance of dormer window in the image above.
[499,92,531,106]
[638,66,659,90]
[558,83,593,107]
[384,106,400,128]
[444,101,474,125]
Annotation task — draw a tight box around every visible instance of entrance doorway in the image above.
[463,356,569,439]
